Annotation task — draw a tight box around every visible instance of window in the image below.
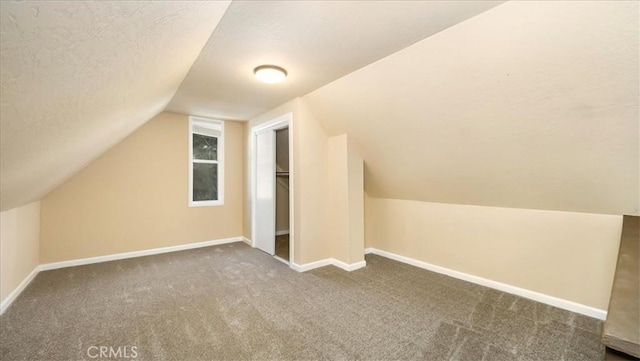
[189,116,224,207]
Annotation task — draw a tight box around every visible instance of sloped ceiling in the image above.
[304,1,639,215]
[166,0,503,120]
[0,1,230,211]
[3,1,636,217]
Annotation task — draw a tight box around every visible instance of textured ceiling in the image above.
[304,1,639,215]
[0,1,230,211]
[166,0,503,120]
[3,0,635,217]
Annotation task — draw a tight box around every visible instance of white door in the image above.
[254,129,276,255]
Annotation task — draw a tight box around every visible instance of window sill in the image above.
[189,200,224,207]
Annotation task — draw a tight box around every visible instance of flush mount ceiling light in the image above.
[254,65,287,84]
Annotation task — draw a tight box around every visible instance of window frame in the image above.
[188,116,224,207]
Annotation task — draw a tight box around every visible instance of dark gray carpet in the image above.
[1,242,605,360]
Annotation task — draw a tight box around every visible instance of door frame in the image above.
[250,112,294,264]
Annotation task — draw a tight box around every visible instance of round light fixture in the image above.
[254,65,287,84]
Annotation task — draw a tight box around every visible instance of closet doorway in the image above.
[251,113,293,265]
[274,128,290,262]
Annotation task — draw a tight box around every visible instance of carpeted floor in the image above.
[1,242,606,361]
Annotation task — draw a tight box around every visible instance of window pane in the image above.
[193,163,218,201]
[193,134,217,161]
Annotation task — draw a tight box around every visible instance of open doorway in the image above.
[274,128,290,262]
[251,113,293,265]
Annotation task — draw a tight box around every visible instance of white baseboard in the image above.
[290,259,332,272]
[7,242,603,321]
[332,259,367,272]
[364,247,607,320]
[242,237,253,246]
[0,266,39,315]
[2,237,247,315]
[275,230,290,236]
[40,236,245,271]
[290,258,366,273]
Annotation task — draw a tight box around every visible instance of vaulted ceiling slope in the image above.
[304,1,639,215]
[0,1,230,211]
[166,1,503,120]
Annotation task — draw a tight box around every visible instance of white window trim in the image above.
[189,116,224,207]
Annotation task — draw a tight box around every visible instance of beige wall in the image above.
[346,139,365,265]
[295,100,331,263]
[328,134,364,264]
[40,112,244,263]
[245,100,367,266]
[0,202,40,304]
[245,98,335,264]
[328,136,348,262]
[365,196,622,310]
